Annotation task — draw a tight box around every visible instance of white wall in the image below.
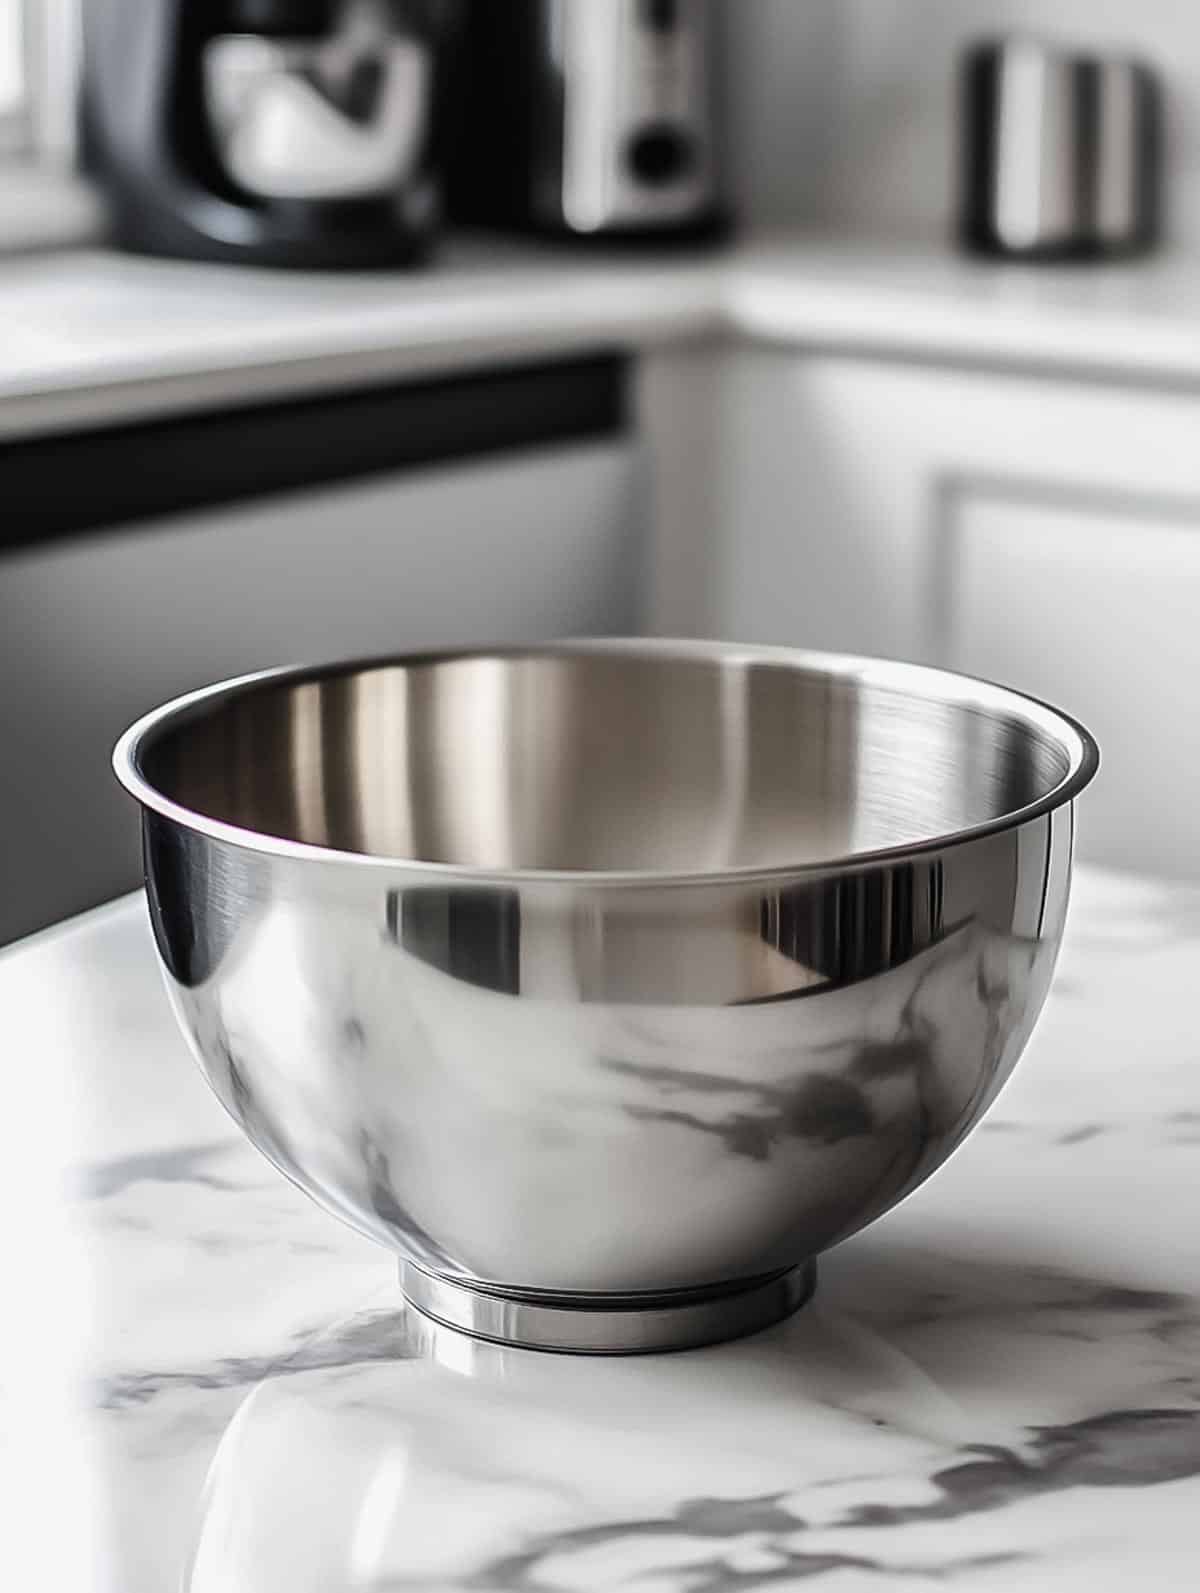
[722,0,1200,247]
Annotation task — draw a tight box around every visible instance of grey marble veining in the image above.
[2,867,1200,1591]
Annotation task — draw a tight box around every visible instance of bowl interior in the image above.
[134,648,1081,873]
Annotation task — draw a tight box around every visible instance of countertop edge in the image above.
[7,234,1200,442]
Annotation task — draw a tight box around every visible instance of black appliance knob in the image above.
[627,125,695,186]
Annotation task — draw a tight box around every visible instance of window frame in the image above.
[0,110,29,159]
[0,0,81,168]
[0,0,30,157]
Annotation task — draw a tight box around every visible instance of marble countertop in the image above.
[7,233,1200,441]
[1,864,1198,1591]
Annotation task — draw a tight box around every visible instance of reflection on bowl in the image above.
[114,640,1097,1352]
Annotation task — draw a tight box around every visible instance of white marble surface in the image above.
[2,865,1199,1591]
[6,233,1200,441]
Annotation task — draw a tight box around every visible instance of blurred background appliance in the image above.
[82,0,458,267]
[448,0,722,239]
[961,35,1161,259]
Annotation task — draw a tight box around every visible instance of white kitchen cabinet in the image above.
[645,347,1200,874]
[0,439,643,944]
[951,496,1200,875]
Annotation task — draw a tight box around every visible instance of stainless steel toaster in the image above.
[960,36,1162,260]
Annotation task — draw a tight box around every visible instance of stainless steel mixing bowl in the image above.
[114,640,1098,1353]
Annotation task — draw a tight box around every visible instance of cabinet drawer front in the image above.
[0,440,642,944]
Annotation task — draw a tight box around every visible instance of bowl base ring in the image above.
[399,1259,817,1354]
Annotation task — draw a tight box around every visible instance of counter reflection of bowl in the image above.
[114,640,1097,1353]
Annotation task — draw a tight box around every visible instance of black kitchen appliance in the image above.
[82,0,459,268]
[447,0,723,240]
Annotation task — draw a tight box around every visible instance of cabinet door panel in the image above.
[948,493,1200,877]
[665,347,1200,872]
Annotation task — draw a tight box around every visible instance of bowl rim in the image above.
[112,638,1100,888]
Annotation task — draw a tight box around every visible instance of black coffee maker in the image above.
[82,0,458,268]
